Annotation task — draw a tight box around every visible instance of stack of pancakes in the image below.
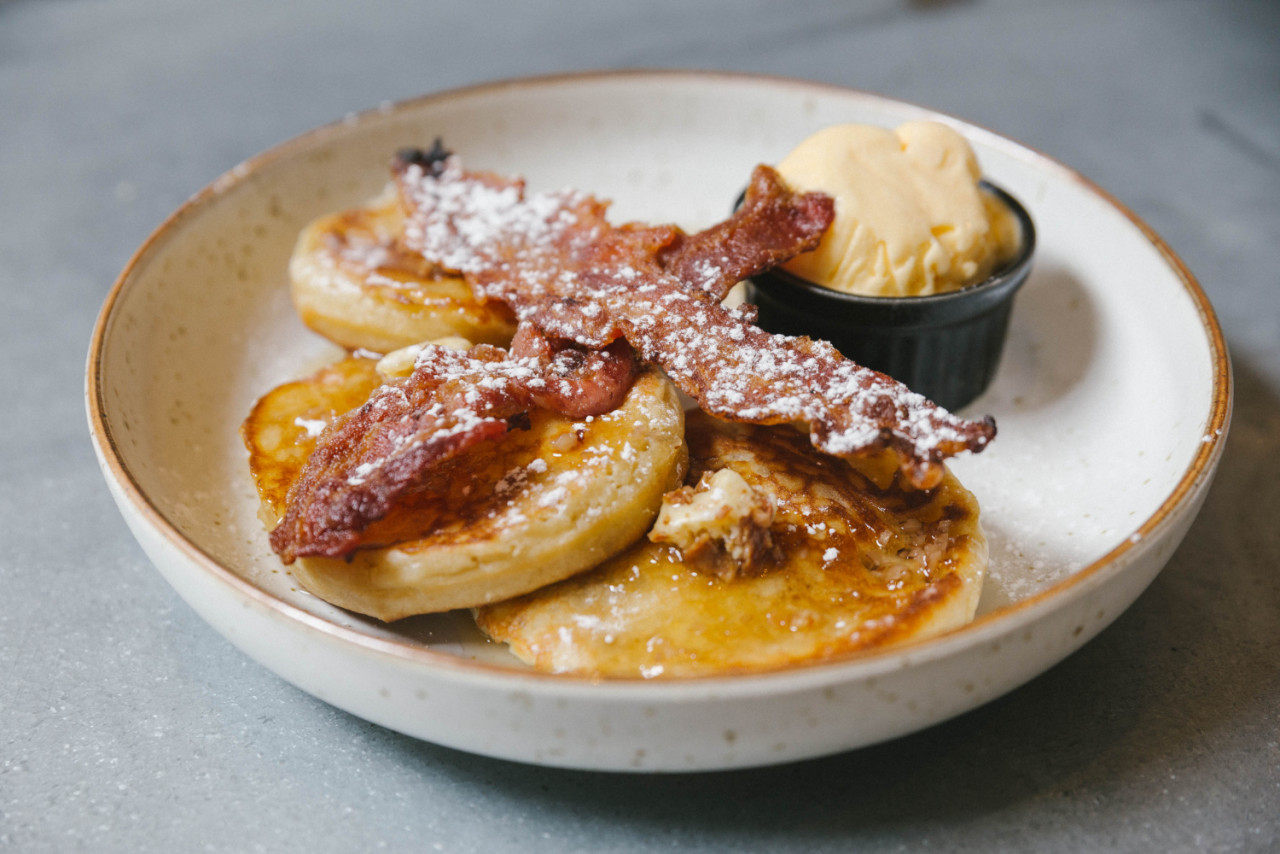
[241,189,987,678]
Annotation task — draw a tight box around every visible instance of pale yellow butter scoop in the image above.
[776,121,1020,297]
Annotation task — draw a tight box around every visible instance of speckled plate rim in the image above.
[87,69,1232,703]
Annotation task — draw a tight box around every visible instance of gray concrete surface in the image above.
[2,0,1278,850]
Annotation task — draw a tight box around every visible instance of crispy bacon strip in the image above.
[394,147,995,488]
[269,335,636,562]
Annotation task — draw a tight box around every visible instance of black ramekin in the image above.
[744,182,1035,411]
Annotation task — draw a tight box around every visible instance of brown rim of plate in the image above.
[86,69,1233,688]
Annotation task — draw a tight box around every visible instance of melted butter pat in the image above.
[650,468,774,568]
[375,336,474,379]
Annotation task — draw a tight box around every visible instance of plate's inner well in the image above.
[97,77,1218,666]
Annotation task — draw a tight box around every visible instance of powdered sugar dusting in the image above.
[395,155,994,483]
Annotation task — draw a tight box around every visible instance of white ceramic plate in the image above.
[87,71,1230,772]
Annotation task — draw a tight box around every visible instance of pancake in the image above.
[475,411,986,678]
[242,358,687,620]
[288,189,517,353]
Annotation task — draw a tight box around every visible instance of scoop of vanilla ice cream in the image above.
[776,122,1020,297]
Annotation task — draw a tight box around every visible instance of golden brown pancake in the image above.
[288,190,517,353]
[243,358,687,620]
[475,411,986,678]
